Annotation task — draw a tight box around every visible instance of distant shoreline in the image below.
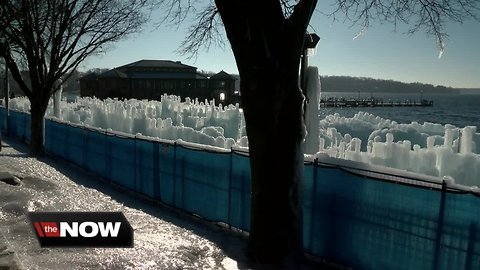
[319,75,480,94]
[321,89,480,95]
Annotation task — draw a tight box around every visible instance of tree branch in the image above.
[329,0,479,53]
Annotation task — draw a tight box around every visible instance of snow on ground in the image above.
[0,138,346,270]
[0,138,247,270]
[5,94,480,187]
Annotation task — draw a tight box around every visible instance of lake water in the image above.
[319,92,480,130]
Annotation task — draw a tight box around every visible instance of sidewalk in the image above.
[0,137,346,270]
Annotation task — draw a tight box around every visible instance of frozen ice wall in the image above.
[318,112,480,187]
[69,95,244,149]
[5,95,245,149]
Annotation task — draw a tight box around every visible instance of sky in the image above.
[80,2,480,89]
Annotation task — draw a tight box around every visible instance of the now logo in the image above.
[33,221,121,238]
[28,212,133,247]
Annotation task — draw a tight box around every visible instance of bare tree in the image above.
[0,0,149,154]
[157,0,479,266]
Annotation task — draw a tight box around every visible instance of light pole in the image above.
[301,33,321,154]
[2,59,9,124]
[4,60,9,132]
[300,33,320,94]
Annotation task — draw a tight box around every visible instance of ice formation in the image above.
[318,112,480,187]
[4,95,480,187]
[3,63,480,188]
[6,95,246,149]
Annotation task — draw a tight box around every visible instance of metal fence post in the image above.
[465,222,477,270]
[433,179,447,270]
[105,129,110,181]
[227,148,233,228]
[152,141,161,201]
[173,142,177,207]
[64,121,68,158]
[82,127,87,168]
[24,112,28,142]
[180,156,185,209]
[309,158,319,252]
[134,136,138,192]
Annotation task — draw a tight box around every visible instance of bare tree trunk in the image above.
[243,70,305,264]
[214,0,316,265]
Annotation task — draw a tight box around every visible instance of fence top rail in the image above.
[1,107,23,113]
[312,152,479,195]
[175,139,231,153]
[231,145,249,156]
[315,152,442,182]
[46,117,107,135]
[45,116,234,152]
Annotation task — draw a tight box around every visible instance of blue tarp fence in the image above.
[2,107,480,270]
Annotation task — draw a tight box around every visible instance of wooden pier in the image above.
[320,97,433,108]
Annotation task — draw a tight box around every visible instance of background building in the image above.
[80,60,239,105]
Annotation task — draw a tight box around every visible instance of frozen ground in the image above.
[0,137,344,270]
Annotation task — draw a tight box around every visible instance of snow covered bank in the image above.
[4,95,480,187]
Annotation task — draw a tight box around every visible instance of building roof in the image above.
[98,69,128,79]
[80,60,229,82]
[195,73,209,79]
[118,60,196,70]
[128,72,199,80]
[79,72,98,81]
[81,68,211,81]
[210,70,236,80]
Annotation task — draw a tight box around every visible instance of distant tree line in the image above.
[321,76,459,94]
[2,69,87,98]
